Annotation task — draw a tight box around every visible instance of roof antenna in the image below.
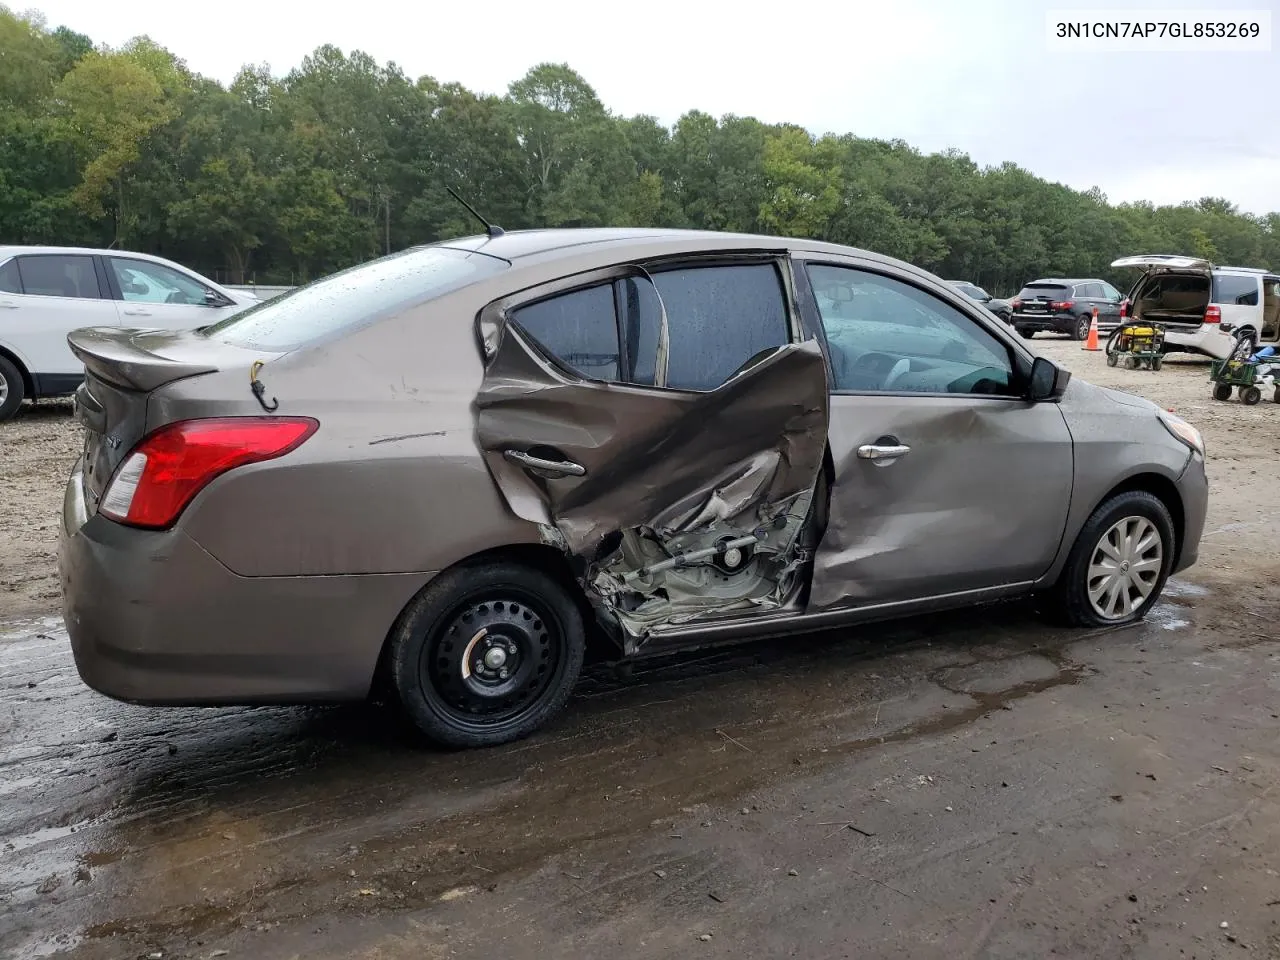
[446,187,504,238]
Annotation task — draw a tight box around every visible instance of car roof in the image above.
[0,244,193,266]
[429,227,915,271]
[1023,278,1105,286]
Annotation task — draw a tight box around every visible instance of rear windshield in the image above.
[1016,283,1069,299]
[201,247,508,352]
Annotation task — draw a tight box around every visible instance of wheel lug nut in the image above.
[499,668,510,680]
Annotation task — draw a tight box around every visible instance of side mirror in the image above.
[204,288,232,308]
[1027,356,1071,401]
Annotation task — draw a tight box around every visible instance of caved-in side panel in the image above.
[475,327,829,559]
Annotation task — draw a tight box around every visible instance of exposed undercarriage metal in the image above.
[587,485,816,639]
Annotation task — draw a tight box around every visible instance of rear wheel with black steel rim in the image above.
[1047,490,1174,628]
[1016,326,1035,339]
[1242,386,1262,406]
[388,562,586,749]
[1212,383,1233,401]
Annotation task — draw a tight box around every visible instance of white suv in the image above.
[0,246,258,420]
[1112,255,1280,360]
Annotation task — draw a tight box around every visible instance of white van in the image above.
[1111,255,1280,360]
[0,246,258,420]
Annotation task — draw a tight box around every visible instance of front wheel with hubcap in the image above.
[1048,490,1174,628]
[1073,316,1091,341]
[388,562,586,749]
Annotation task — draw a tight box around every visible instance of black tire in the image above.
[1212,383,1233,401]
[1242,386,1262,406]
[1273,387,1280,405]
[1151,356,1163,372]
[1106,354,1118,367]
[1072,315,1091,341]
[1123,357,1139,370]
[0,355,25,422]
[1016,326,1035,340]
[1048,490,1175,628]
[387,561,586,749]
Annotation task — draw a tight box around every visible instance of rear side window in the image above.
[653,263,790,391]
[0,259,18,294]
[1212,274,1260,306]
[1076,282,1104,299]
[16,255,102,299]
[512,278,663,386]
[202,247,507,352]
[513,285,620,382]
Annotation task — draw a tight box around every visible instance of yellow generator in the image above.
[1105,322,1166,370]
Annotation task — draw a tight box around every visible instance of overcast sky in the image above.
[23,0,1280,214]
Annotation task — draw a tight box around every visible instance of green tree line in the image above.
[2,7,1277,292]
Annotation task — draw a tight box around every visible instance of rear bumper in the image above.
[1163,325,1234,360]
[58,462,429,705]
[1172,452,1208,574]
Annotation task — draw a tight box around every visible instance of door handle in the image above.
[122,308,152,316]
[857,443,911,462]
[503,449,586,477]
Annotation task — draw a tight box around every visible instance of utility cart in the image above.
[1105,322,1166,370]
[1209,341,1280,405]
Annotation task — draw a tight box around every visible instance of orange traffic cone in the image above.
[1083,308,1101,351]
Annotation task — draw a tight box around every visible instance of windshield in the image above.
[201,246,508,352]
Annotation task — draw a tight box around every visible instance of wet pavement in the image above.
[3,581,1280,960]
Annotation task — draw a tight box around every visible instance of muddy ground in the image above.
[2,338,1279,959]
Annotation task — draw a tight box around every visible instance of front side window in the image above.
[807,264,1015,396]
[109,258,211,305]
[16,255,101,299]
[652,263,791,392]
[1100,281,1122,301]
[1212,274,1260,306]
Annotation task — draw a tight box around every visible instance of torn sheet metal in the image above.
[475,323,829,640]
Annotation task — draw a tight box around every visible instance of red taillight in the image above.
[1204,305,1222,324]
[99,417,318,529]
[1119,299,1129,318]
[1051,300,1075,311]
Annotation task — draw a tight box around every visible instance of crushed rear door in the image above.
[474,278,829,647]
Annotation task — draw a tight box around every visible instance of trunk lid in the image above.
[1111,255,1214,276]
[68,326,278,513]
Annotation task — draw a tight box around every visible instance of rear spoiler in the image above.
[67,327,219,393]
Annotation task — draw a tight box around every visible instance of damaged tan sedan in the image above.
[59,229,1208,748]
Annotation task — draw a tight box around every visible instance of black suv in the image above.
[1011,278,1124,340]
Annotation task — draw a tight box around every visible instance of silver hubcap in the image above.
[0,370,8,405]
[1088,516,1163,620]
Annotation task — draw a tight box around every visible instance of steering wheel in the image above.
[881,358,912,391]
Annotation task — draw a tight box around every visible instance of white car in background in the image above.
[1112,255,1280,360]
[0,246,258,421]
